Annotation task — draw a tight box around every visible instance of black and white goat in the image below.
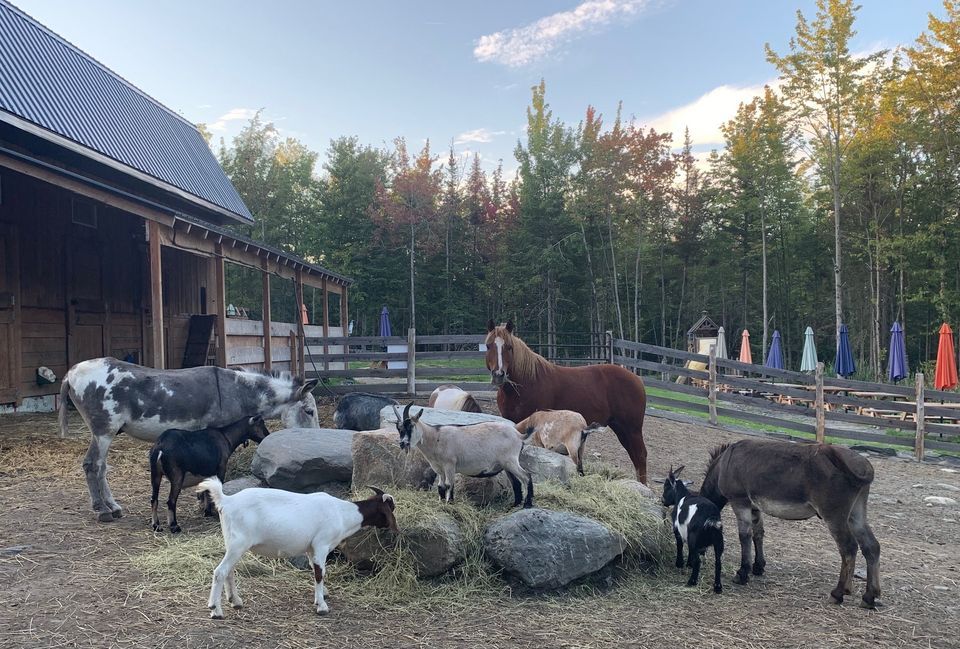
[660,465,724,593]
[394,402,533,508]
[198,478,398,618]
[149,416,269,533]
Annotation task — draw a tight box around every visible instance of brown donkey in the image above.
[701,439,881,608]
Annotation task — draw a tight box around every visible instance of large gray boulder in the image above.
[405,513,466,577]
[222,475,266,495]
[483,509,625,589]
[459,446,577,506]
[351,428,435,490]
[252,428,355,492]
[379,404,513,428]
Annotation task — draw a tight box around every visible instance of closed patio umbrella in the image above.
[765,330,784,369]
[887,322,907,383]
[834,324,856,378]
[800,326,818,372]
[739,329,753,364]
[715,326,729,360]
[935,323,957,390]
[379,306,392,338]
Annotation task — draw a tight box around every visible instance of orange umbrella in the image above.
[935,323,958,390]
[739,329,753,364]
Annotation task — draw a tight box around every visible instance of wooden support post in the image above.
[815,362,825,443]
[708,345,718,426]
[406,327,416,395]
[289,331,299,378]
[915,372,925,461]
[340,289,348,365]
[147,220,165,369]
[322,278,330,372]
[261,260,272,372]
[295,269,305,378]
[213,243,227,368]
[606,330,613,364]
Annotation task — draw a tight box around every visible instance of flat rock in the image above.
[351,428,435,491]
[483,509,625,589]
[252,428,355,492]
[222,475,266,495]
[380,404,512,428]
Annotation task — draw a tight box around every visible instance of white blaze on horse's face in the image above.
[491,335,507,386]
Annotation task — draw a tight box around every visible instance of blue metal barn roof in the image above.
[0,0,253,223]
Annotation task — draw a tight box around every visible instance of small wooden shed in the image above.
[686,311,720,355]
[0,1,350,411]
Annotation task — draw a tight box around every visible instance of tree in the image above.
[767,0,884,346]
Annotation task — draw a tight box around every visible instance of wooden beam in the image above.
[214,243,227,368]
[322,278,330,372]
[295,268,305,378]
[147,220,165,369]
[261,260,272,372]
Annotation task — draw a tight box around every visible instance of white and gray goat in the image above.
[197,477,398,618]
[515,409,604,476]
[394,403,533,508]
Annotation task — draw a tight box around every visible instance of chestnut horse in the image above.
[485,320,650,483]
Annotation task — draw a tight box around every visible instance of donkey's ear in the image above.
[505,319,514,333]
[487,318,496,332]
[298,378,319,397]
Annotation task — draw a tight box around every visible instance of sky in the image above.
[13,0,949,177]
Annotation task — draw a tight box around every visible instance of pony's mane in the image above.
[235,366,301,386]
[704,443,731,477]
[486,327,551,381]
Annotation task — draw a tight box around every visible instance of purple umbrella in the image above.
[379,306,392,338]
[764,330,784,370]
[887,321,907,383]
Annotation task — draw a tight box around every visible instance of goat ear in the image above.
[411,408,423,423]
[248,416,256,425]
[392,404,402,423]
[366,485,385,497]
[505,319,514,333]
[487,318,496,333]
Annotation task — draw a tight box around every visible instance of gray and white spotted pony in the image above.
[59,357,319,522]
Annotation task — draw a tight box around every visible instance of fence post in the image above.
[915,372,925,461]
[708,345,718,426]
[815,362,825,443]
[605,330,613,364]
[288,331,298,378]
[406,327,416,396]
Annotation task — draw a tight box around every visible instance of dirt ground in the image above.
[0,400,958,649]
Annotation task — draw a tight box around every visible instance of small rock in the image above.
[252,428,355,492]
[222,475,266,495]
[854,567,866,580]
[483,509,625,589]
[943,518,957,523]
[1,545,29,556]
[924,496,958,506]
[933,585,950,591]
[286,555,311,571]
[912,484,923,488]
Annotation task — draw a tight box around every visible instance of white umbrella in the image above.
[715,326,729,360]
[800,326,818,372]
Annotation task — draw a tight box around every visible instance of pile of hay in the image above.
[134,470,671,610]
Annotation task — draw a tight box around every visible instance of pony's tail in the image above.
[197,476,226,512]
[58,379,71,439]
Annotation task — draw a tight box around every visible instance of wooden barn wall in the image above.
[0,169,145,402]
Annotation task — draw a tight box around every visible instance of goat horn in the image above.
[403,402,412,420]
[392,404,402,422]
[674,465,685,478]
[366,485,385,497]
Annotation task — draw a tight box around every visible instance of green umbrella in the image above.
[800,326,818,372]
[715,326,729,360]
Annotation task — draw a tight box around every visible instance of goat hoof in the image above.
[733,571,750,585]
[686,579,697,587]
[170,524,182,534]
[97,511,116,523]
[714,584,723,594]
[675,559,684,569]
[151,523,162,533]
[231,601,244,610]
[209,606,224,619]
[316,606,329,616]
[828,590,845,605]
[860,596,878,610]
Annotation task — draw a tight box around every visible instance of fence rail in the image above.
[304,329,960,459]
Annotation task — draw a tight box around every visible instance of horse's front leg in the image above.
[731,504,754,584]
[83,431,121,522]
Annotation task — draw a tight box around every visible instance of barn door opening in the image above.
[0,223,21,403]
[67,210,105,366]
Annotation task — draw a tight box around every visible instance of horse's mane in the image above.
[704,443,731,478]
[487,327,551,381]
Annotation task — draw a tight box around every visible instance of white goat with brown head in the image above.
[515,409,604,476]
[394,403,533,508]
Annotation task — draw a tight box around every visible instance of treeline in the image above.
[214,0,959,381]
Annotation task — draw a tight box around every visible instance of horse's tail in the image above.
[58,379,71,439]
[197,476,226,512]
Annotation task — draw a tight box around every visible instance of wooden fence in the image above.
[305,330,960,459]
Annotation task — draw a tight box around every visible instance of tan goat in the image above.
[515,409,604,476]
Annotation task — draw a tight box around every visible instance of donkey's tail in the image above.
[197,476,226,512]
[58,379,71,439]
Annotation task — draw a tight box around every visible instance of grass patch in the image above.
[133,474,670,611]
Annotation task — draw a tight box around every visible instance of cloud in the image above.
[208,108,259,132]
[454,128,506,145]
[644,81,779,148]
[474,0,652,67]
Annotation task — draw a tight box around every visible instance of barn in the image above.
[0,0,350,412]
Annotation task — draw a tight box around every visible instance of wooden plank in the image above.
[322,278,329,373]
[304,335,407,346]
[714,357,817,384]
[413,367,491,378]
[613,355,709,381]
[224,318,264,336]
[815,362,825,443]
[708,345,717,425]
[613,339,706,363]
[311,368,408,378]
[916,373,925,461]
[414,351,486,361]
[226,345,266,366]
[261,262,272,371]
[406,327,416,394]
[417,334,486,344]
[213,244,227,368]
[821,392,916,415]
[147,221,165,369]
[295,268,305,378]
[820,375,917,398]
